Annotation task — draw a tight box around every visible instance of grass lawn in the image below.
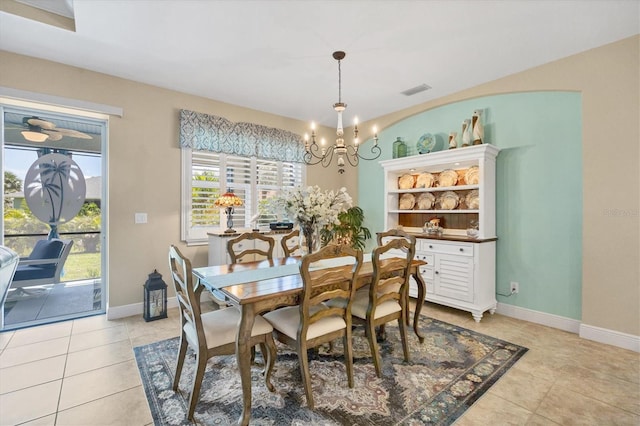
[62,252,101,281]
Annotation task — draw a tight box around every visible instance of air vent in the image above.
[401,84,432,96]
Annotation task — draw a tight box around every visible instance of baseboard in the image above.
[496,302,581,333]
[106,296,178,320]
[496,302,639,352]
[579,323,640,353]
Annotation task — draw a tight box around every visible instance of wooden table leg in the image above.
[236,304,256,426]
[411,270,426,343]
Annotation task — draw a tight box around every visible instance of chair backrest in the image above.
[0,246,19,309]
[29,239,66,270]
[369,237,415,314]
[12,239,74,288]
[168,245,205,351]
[280,229,301,257]
[376,228,415,247]
[298,244,363,340]
[227,232,275,263]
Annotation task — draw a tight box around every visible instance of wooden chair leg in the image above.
[173,335,188,391]
[297,341,314,409]
[187,351,207,420]
[262,334,277,392]
[398,317,410,363]
[343,329,354,388]
[367,321,383,378]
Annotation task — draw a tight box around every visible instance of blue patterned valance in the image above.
[179,109,305,163]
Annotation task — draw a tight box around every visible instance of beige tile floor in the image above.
[0,301,638,425]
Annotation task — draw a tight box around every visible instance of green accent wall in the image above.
[358,92,582,319]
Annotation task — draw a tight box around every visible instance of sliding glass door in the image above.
[1,105,107,330]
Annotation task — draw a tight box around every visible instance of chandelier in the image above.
[303,51,381,174]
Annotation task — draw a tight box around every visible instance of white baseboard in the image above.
[107,296,178,320]
[107,298,639,353]
[496,302,639,352]
[496,302,581,333]
[579,323,640,353]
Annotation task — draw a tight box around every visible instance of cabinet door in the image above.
[434,253,474,302]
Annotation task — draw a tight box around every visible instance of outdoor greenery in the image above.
[62,252,101,281]
[4,176,102,279]
[4,171,22,209]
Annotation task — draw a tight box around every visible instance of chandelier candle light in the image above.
[303,51,381,174]
[215,191,244,233]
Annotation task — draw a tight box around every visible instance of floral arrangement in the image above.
[268,185,353,253]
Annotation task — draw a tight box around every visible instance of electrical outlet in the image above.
[510,281,519,294]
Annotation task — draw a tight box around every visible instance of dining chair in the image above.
[280,229,301,257]
[376,228,415,247]
[351,237,415,377]
[376,228,417,327]
[168,245,277,420]
[227,231,275,263]
[263,244,363,409]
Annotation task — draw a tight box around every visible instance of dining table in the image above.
[192,254,427,426]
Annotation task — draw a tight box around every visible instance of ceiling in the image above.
[0,1,638,129]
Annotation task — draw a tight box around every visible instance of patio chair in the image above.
[10,239,74,290]
[0,246,19,329]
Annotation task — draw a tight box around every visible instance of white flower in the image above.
[267,185,352,228]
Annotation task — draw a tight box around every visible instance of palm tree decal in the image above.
[24,153,86,238]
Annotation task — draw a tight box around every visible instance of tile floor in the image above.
[0,301,638,425]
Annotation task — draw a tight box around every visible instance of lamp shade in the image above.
[215,192,243,208]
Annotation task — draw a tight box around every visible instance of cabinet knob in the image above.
[429,245,433,249]
[459,248,464,252]
[435,270,439,274]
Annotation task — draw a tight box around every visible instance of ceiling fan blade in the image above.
[42,130,64,141]
[26,118,57,130]
[54,128,93,139]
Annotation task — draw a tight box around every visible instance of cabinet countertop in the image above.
[207,230,293,238]
[407,232,497,244]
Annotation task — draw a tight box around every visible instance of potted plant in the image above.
[320,206,371,250]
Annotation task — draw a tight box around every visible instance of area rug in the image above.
[134,315,527,425]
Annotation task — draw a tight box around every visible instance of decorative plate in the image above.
[415,172,435,188]
[416,192,436,210]
[465,166,480,185]
[438,191,459,210]
[437,169,458,187]
[399,193,416,210]
[416,133,436,154]
[465,190,480,209]
[398,174,415,189]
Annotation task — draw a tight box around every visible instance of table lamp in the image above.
[215,191,243,233]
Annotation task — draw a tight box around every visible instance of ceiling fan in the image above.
[21,116,92,142]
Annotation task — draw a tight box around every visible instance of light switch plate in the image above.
[135,213,147,224]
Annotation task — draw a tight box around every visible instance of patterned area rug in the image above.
[134,315,527,425]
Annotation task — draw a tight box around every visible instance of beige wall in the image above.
[357,36,640,336]
[0,51,345,309]
[1,35,638,336]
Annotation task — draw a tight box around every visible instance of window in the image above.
[181,148,304,244]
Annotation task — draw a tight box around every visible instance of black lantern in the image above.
[143,269,168,322]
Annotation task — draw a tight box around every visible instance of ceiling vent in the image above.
[401,84,432,96]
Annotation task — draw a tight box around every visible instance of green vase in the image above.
[392,137,407,158]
